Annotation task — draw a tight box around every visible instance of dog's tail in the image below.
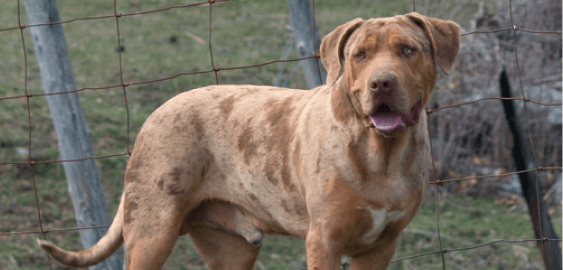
[37,196,125,267]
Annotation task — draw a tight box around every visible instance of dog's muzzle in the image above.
[367,100,422,136]
[366,73,423,136]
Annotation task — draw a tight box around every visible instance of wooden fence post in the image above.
[499,68,562,270]
[23,1,124,269]
[287,0,325,88]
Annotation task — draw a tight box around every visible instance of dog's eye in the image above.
[402,46,415,55]
[356,52,366,60]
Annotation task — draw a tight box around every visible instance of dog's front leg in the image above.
[349,240,397,270]
[305,227,344,270]
[304,176,372,270]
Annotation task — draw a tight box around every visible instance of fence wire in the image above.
[0,0,561,269]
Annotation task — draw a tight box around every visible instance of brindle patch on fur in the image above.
[261,97,298,192]
[262,154,296,191]
[281,199,291,214]
[281,161,295,192]
[189,113,205,141]
[167,168,185,195]
[292,140,301,179]
[314,152,322,175]
[347,141,367,180]
[157,179,164,191]
[264,159,279,186]
[124,134,145,184]
[220,95,237,119]
[237,126,256,165]
[124,199,138,225]
[264,97,293,137]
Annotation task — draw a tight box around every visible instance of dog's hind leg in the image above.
[188,225,262,270]
[123,216,182,270]
[121,194,185,270]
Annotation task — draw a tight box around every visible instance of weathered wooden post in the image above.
[499,69,562,270]
[287,0,325,88]
[23,0,123,269]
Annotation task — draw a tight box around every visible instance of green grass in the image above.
[0,0,560,269]
[391,191,562,270]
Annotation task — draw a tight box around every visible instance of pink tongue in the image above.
[369,114,406,135]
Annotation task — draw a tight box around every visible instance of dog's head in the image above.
[321,13,460,137]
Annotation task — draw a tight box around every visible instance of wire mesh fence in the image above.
[0,0,561,269]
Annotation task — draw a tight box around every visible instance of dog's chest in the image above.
[357,207,406,244]
[341,125,431,247]
[340,129,429,201]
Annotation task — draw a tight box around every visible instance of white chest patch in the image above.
[358,207,406,245]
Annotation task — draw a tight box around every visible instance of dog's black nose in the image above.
[368,73,397,94]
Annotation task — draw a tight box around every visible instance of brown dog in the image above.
[38,12,459,270]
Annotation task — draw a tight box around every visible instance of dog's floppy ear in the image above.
[405,12,460,75]
[320,18,364,85]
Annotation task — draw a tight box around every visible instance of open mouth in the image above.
[368,100,422,136]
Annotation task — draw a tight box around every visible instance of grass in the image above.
[0,0,560,269]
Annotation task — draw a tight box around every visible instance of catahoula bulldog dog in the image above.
[38,12,459,270]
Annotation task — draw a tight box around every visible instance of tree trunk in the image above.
[23,1,123,269]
